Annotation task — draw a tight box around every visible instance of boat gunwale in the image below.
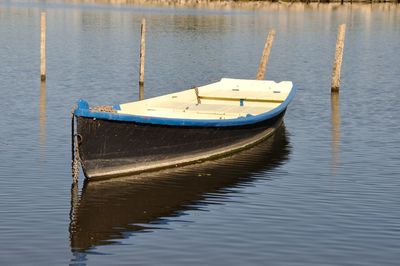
[74,85,296,127]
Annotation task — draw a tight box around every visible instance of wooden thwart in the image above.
[198,95,284,103]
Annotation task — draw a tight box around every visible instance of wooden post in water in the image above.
[331,24,346,93]
[139,18,146,100]
[40,12,46,81]
[256,29,275,80]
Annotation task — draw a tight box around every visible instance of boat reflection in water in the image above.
[69,125,290,254]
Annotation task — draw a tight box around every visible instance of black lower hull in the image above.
[76,110,286,179]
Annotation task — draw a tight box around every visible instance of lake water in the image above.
[0,2,399,265]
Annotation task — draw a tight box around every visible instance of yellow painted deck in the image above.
[118,78,293,120]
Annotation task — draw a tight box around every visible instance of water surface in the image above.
[0,2,399,265]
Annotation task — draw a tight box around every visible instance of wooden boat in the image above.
[73,78,296,180]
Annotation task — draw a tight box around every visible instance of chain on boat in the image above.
[71,105,80,183]
[71,104,117,183]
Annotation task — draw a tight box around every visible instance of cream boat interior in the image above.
[118,78,293,120]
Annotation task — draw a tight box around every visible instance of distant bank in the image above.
[71,0,400,5]
[68,0,400,10]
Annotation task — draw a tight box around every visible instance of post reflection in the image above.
[39,81,46,160]
[139,83,144,100]
[69,125,290,255]
[331,92,341,174]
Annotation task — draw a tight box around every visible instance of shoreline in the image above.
[63,0,400,11]
[62,0,400,9]
[64,1,400,11]
[2,1,399,12]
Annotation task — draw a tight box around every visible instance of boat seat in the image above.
[196,88,286,103]
[183,103,269,117]
[198,95,284,103]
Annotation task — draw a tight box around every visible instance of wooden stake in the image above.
[331,24,346,93]
[40,12,46,81]
[139,18,146,100]
[256,29,275,80]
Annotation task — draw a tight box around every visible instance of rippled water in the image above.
[0,2,399,265]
